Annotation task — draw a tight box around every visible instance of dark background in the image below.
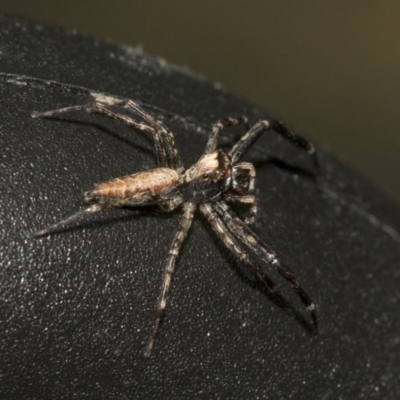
[1,1,399,206]
[1,10,400,400]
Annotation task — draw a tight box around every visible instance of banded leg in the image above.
[229,120,323,186]
[205,116,249,153]
[214,201,318,331]
[118,100,182,170]
[200,203,292,315]
[145,201,196,357]
[224,194,258,225]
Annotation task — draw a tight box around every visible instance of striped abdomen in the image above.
[85,167,180,206]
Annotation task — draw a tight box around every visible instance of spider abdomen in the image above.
[85,168,180,205]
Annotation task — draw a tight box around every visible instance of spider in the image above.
[31,99,322,356]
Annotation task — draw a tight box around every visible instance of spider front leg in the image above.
[229,120,323,186]
[214,201,318,331]
[205,116,250,153]
[145,201,196,357]
[200,203,292,314]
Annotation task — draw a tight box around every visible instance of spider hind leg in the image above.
[33,100,182,169]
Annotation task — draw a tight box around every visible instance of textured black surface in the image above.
[1,15,400,399]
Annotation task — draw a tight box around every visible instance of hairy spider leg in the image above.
[119,100,182,170]
[205,116,250,153]
[214,201,318,331]
[228,120,323,186]
[33,101,177,169]
[200,203,294,315]
[145,201,196,357]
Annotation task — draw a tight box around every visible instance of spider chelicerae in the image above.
[32,99,322,356]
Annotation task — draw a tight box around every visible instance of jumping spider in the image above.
[32,99,322,356]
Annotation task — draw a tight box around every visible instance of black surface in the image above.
[1,15,400,399]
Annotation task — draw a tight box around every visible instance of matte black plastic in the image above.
[1,15,400,399]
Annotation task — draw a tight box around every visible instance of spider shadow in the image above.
[200,215,317,336]
[40,115,156,160]
[35,205,172,237]
[219,130,320,183]
[253,156,318,186]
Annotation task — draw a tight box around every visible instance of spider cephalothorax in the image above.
[32,99,322,356]
[182,150,232,202]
